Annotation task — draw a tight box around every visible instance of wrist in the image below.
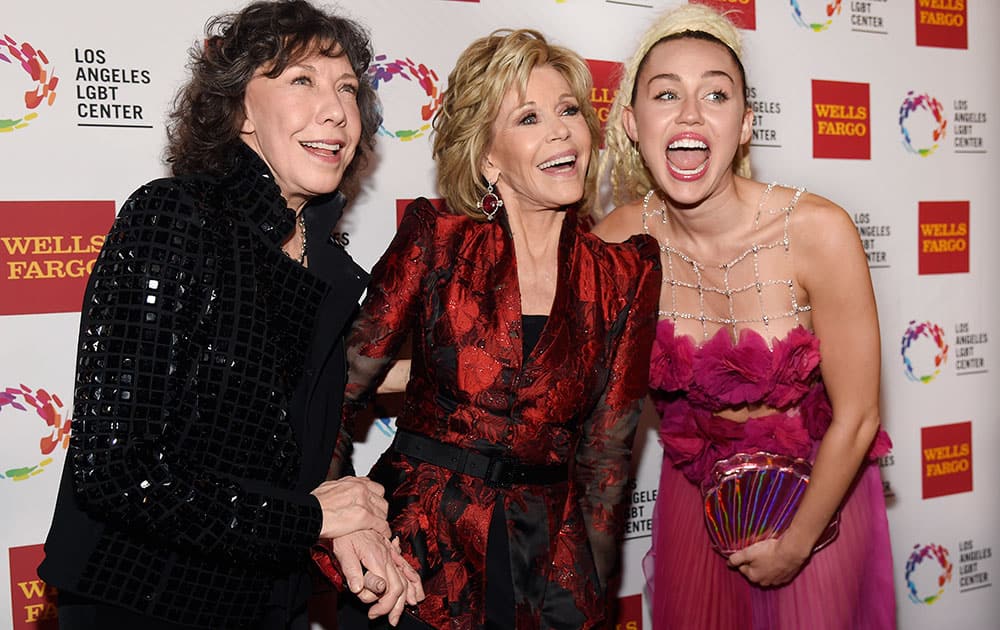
[308,493,327,540]
[778,527,815,561]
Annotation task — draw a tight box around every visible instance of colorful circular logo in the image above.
[901,321,949,383]
[1,34,59,133]
[0,384,71,481]
[899,92,947,157]
[368,55,442,142]
[905,543,953,605]
[790,0,843,32]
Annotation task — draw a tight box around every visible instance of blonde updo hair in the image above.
[433,29,601,220]
[599,4,751,207]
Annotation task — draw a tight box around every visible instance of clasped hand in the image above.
[727,537,810,587]
[311,477,424,625]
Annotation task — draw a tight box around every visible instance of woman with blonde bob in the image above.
[335,28,660,629]
[595,4,895,629]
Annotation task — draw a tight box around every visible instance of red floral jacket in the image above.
[343,198,660,629]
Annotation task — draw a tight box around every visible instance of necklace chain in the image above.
[284,212,307,264]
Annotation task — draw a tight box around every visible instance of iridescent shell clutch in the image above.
[701,452,839,556]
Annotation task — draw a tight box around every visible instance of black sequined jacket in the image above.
[38,145,368,628]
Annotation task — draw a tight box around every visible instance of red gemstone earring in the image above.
[477,176,503,221]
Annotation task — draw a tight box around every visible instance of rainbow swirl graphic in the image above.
[790,0,843,32]
[905,543,953,605]
[368,55,442,142]
[900,320,949,384]
[1,34,59,133]
[1,384,71,481]
[899,91,948,157]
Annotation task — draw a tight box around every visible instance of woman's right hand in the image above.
[331,531,425,625]
[311,476,390,540]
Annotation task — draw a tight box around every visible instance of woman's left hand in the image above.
[727,537,811,587]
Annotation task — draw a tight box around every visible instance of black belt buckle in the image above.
[484,455,516,489]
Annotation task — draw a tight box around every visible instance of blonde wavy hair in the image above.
[433,29,601,220]
[599,4,751,208]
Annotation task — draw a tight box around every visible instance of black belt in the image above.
[392,429,568,489]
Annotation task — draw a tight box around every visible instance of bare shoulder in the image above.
[591,199,645,243]
[789,190,860,254]
[785,189,872,299]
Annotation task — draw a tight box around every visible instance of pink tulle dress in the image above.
[641,185,896,629]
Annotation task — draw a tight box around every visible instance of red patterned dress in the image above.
[344,198,660,629]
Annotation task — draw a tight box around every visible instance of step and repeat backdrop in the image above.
[2,0,997,628]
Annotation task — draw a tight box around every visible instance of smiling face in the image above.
[240,49,361,210]
[483,65,591,215]
[624,37,752,206]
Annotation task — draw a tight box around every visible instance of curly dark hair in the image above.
[165,0,381,198]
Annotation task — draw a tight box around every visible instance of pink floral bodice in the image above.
[649,319,890,484]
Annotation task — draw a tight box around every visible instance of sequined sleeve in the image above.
[574,234,660,589]
[344,199,435,414]
[70,180,321,569]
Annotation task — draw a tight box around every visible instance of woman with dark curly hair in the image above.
[38,2,421,628]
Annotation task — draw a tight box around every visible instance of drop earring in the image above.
[477,176,503,222]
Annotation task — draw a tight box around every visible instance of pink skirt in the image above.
[643,460,896,629]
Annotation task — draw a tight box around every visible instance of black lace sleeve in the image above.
[343,198,436,417]
[574,234,660,589]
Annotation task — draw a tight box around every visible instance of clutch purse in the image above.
[701,451,839,556]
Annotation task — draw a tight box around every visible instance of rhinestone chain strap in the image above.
[641,184,811,342]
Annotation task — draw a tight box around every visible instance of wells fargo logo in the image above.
[899,92,947,157]
[790,0,843,32]
[0,200,115,316]
[691,0,757,30]
[812,80,870,159]
[915,0,967,49]
[9,544,57,628]
[901,320,949,383]
[368,55,443,142]
[585,59,622,144]
[1,34,59,133]
[918,201,969,275]
[905,542,953,605]
[1,384,71,482]
[921,421,972,499]
[615,593,642,630]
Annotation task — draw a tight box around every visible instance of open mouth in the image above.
[538,154,577,172]
[667,137,709,178]
[301,140,343,157]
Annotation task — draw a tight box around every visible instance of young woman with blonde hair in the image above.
[596,5,895,628]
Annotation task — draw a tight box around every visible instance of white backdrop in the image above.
[2,1,997,628]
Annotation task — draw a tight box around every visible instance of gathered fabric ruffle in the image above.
[650,320,890,484]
